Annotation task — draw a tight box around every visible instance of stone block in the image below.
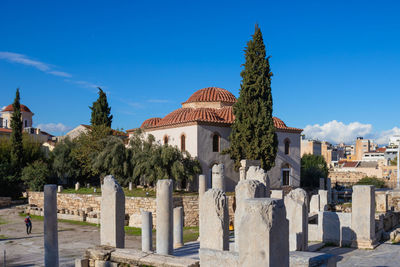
[100,175,125,248]
[200,189,229,251]
[376,192,388,212]
[319,211,353,246]
[285,188,308,251]
[212,164,225,191]
[289,251,337,267]
[271,190,284,199]
[234,179,265,250]
[75,258,89,267]
[351,185,378,249]
[199,248,238,267]
[246,166,270,197]
[318,190,328,211]
[309,195,320,214]
[238,198,289,267]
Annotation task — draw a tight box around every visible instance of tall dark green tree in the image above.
[227,25,278,170]
[10,88,24,172]
[90,87,113,127]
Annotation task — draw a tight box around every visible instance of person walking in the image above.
[25,214,32,235]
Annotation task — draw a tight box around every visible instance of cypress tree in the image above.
[227,25,278,171]
[10,88,24,172]
[90,87,113,127]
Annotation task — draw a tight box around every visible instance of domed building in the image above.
[127,87,303,191]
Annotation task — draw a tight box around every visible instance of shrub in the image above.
[355,176,386,188]
[21,160,51,191]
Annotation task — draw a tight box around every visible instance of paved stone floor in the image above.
[0,206,141,266]
[1,206,400,266]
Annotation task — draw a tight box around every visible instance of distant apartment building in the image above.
[354,137,373,161]
[301,138,321,156]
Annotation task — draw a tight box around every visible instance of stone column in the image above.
[376,192,388,212]
[198,174,207,197]
[173,207,184,248]
[44,184,59,267]
[234,179,265,251]
[100,175,125,248]
[309,194,320,214]
[75,182,80,191]
[319,178,325,190]
[326,178,332,204]
[141,211,153,252]
[318,190,328,211]
[351,185,378,249]
[332,189,338,204]
[200,189,229,251]
[129,182,133,191]
[238,198,289,267]
[156,179,173,255]
[284,188,308,251]
[246,166,270,197]
[211,164,225,191]
[57,185,63,193]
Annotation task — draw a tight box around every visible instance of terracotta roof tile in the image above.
[183,87,237,104]
[141,117,162,129]
[3,104,32,113]
[0,128,12,133]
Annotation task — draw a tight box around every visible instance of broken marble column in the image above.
[75,182,80,191]
[200,189,229,251]
[246,166,270,197]
[57,185,63,193]
[318,190,328,211]
[100,175,125,248]
[284,188,308,251]
[211,164,225,191]
[351,185,377,249]
[173,207,184,248]
[238,198,289,267]
[234,179,265,251]
[44,184,59,267]
[156,179,173,255]
[326,178,332,204]
[271,190,284,199]
[198,174,207,197]
[129,182,133,191]
[319,178,325,190]
[141,211,153,252]
[239,159,261,180]
[376,192,388,212]
[309,194,320,214]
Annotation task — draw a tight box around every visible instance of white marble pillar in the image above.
[44,184,59,267]
[156,179,173,255]
[173,207,184,248]
[141,211,153,252]
[211,164,225,191]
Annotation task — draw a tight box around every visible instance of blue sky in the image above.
[1,1,399,144]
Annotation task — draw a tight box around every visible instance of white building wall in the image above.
[143,124,199,157]
[267,131,301,189]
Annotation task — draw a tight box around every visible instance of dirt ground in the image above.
[0,206,141,267]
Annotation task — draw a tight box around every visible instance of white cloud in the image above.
[303,120,373,144]
[375,127,400,145]
[0,51,72,78]
[36,123,72,134]
[303,120,400,145]
[1,106,5,111]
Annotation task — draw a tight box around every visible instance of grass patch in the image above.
[62,187,101,195]
[0,215,7,225]
[183,226,199,243]
[19,212,98,227]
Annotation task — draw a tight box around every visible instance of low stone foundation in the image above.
[26,191,234,227]
[0,197,11,208]
[79,246,199,267]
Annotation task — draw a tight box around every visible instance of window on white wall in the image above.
[282,163,291,186]
[284,138,290,155]
[181,134,186,152]
[163,135,168,145]
[212,134,220,152]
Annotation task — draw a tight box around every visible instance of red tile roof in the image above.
[376,147,386,153]
[139,106,302,133]
[182,87,237,104]
[0,128,12,133]
[342,161,359,168]
[3,104,33,113]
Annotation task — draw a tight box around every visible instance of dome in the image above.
[156,108,229,127]
[183,87,237,104]
[140,117,161,129]
[273,117,287,129]
[2,104,33,113]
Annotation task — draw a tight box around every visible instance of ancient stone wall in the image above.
[27,191,235,227]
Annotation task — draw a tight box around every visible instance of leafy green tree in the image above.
[227,25,278,170]
[23,134,45,163]
[21,160,51,191]
[300,154,329,187]
[90,87,113,127]
[92,136,132,185]
[72,124,111,182]
[51,138,82,184]
[356,176,386,188]
[10,88,24,173]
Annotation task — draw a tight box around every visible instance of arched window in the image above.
[163,135,168,145]
[180,134,186,152]
[284,139,290,155]
[212,134,220,152]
